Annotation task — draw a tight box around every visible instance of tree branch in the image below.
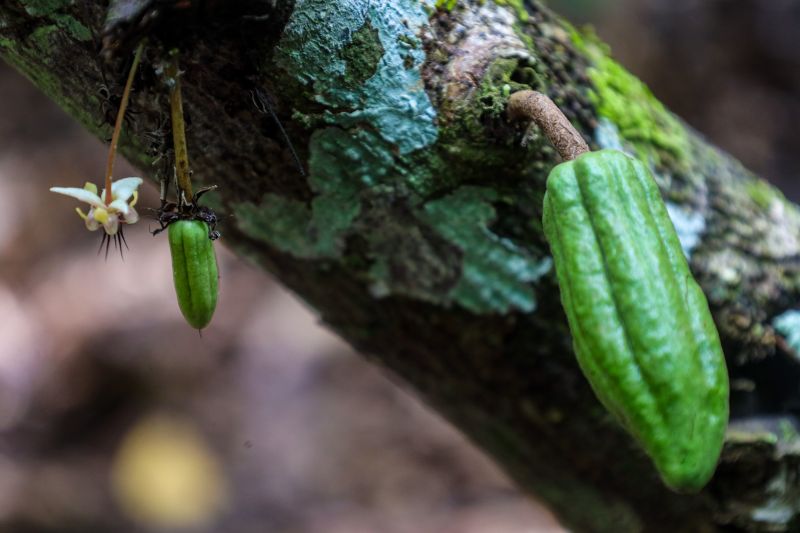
[3,0,800,530]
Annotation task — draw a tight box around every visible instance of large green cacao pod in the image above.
[168,220,219,330]
[542,149,729,492]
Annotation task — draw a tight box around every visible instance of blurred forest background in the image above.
[0,1,798,532]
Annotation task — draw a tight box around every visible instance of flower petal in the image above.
[123,206,140,225]
[111,177,143,202]
[50,187,105,208]
[108,198,131,216]
[103,215,120,235]
[84,211,101,231]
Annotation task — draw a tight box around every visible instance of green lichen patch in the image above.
[234,127,371,260]
[51,13,91,42]
[274,0,438,154]
[435,0,458,10]
[234,194,320,259]
[28,24,59,59]
[746,178,787,211]
[432,0,512,12]
[779,419,798,442]
[570,27,691,172]
[493,0,529,22]
[418,186,552,314]
[340,20,383,88]
[21,0,71,17]
[435,0,529,21]
[17,0,90,43]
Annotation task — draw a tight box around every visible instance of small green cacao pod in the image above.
[542,149,729,492]
[168,220,219,330]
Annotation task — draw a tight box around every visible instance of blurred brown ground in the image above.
[0,1,798,532]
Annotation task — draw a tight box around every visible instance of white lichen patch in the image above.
[665,201,706,258]
[705,248,745,286]
[594,117,628,153]
[773,310,800,355]
[761,196,800,259]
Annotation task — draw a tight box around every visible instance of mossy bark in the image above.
[4,1,800,531]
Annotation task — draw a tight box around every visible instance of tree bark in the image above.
[3,1,800,531]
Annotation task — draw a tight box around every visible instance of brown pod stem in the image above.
[167,50,193,202]
[507,90,590,161]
